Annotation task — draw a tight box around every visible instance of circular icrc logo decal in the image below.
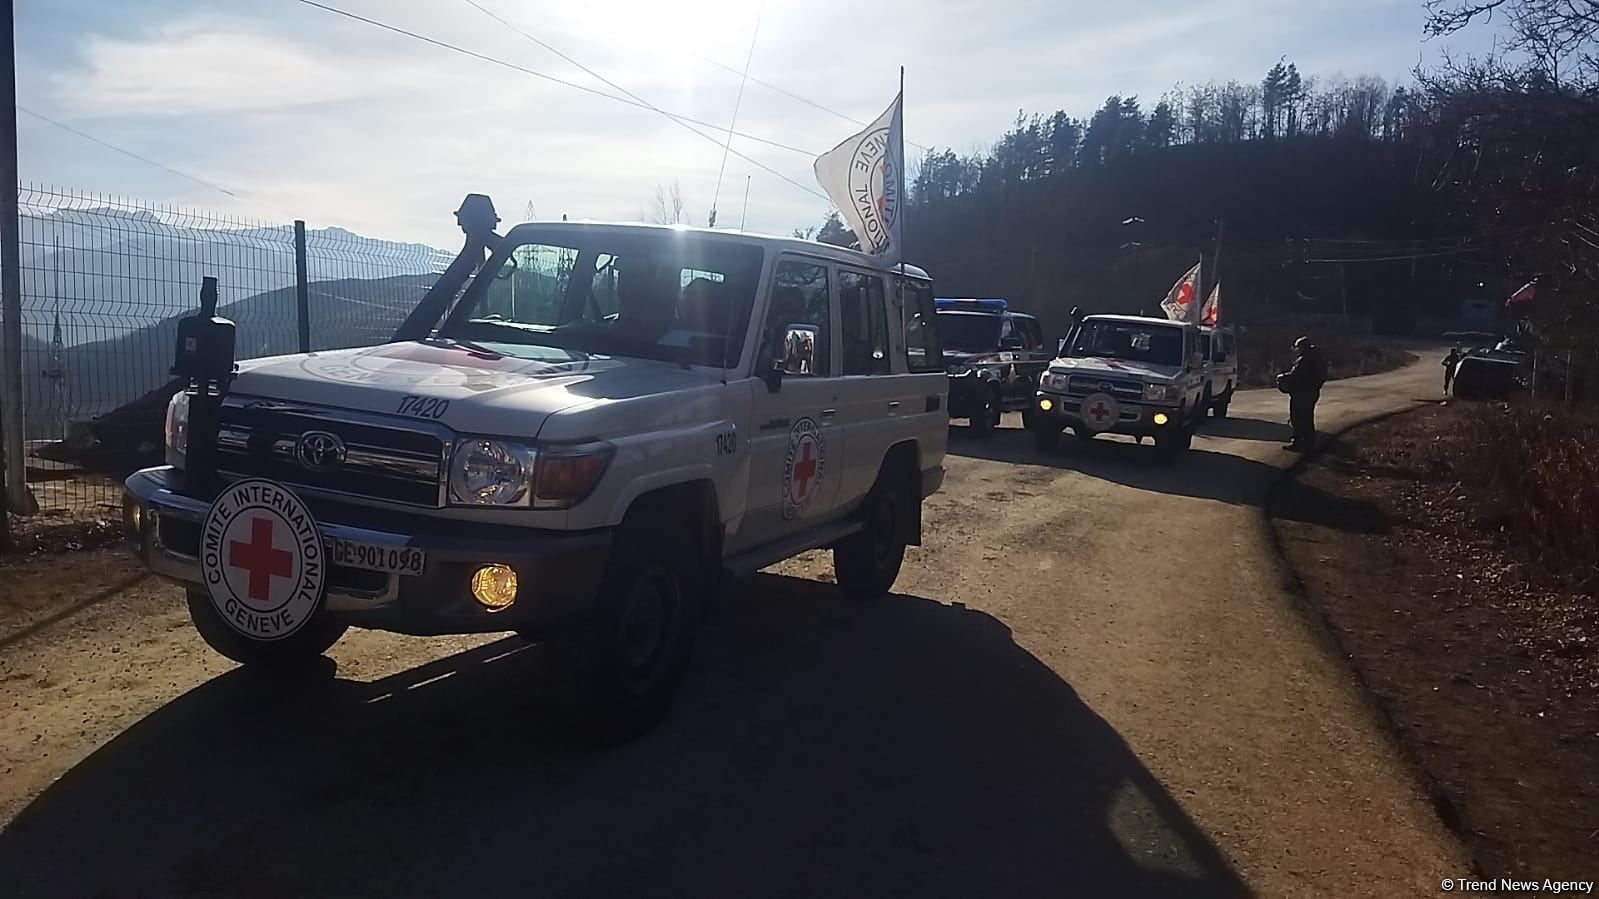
[783,417,826,520]
[200,479,326,641]
[847,126,900,253]
[1081,392,1121,433]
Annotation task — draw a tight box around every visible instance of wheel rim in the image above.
[615,566,679,693]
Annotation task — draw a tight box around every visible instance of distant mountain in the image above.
[15,204,448,347]
[17,273,437,441]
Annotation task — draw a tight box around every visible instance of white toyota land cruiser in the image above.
[1027,313,1206,459]
[123,197,947,737]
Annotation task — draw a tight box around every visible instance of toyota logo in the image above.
[1099,382,1116,392]
[296,431,347,473]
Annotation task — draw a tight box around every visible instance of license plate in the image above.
[329,538,426,576]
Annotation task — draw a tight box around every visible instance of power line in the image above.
[290,0,818,159]
[698,55,930,153]
[712,16,763,222]
[17,107,239,198]
[458,0,825,205]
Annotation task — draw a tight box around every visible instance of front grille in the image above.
[213,396,449,507]
[1066,375,1144,400]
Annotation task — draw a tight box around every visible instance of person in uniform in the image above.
[1442,346,1462,395]
[1275,336,1327,452]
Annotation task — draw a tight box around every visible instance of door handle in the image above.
[820,408,837,421]
[887,400,902,410]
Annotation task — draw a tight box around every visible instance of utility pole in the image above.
[0,0,32,542]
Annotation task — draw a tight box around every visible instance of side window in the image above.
[900,279,942,372]
[999,317,1018,348]
[1018,318,1044,350]
[762,259,832,377]
[839,270,890,375]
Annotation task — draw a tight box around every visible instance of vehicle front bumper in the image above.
[122,466,612,636]
[945,371,996,419]
[1030,390,1181,438]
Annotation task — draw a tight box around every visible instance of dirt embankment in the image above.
[1270,403,1598,880]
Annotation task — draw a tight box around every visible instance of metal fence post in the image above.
[294,219,310,353]
[1,0,35,526]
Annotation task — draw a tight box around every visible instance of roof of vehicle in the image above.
[934,307,1038,320]
[502,220,932,280]
[1082,313,1189,328]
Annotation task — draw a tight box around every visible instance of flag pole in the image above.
[897,66,906,291]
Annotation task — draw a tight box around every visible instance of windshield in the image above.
[936,313,1002,352]
[1069,320,1184,366]
[443,231,764,367]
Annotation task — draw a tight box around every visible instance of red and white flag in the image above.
[1159,260,1202,324]
[814,93,904,261]
[1506,279,1536,308]
[1201,282,1220,326]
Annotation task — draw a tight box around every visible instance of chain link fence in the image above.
[7,184,453,521]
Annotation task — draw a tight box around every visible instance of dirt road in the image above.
[0,358,1464,898]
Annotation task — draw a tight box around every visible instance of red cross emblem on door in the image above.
[228,516,294,603]
[792,436,819,500]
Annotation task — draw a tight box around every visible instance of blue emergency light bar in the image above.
[935,297,1008,312]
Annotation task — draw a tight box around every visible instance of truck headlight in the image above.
[1142,383,1181,403]
[164,390,191,466]
[450,439,536,506]
[1040,371,1068,390]
[448,438,614,509]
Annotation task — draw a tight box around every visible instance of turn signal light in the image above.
[534,452,611,508]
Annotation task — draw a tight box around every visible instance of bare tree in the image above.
[644,180,688,225]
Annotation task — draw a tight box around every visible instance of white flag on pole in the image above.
[1159,260,1202,323]
[813,92,904,260]
[1201,282,1220,326]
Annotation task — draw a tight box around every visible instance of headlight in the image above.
[1142,383,1181,403]
[1040,371,1068,390]
[164,390,191,465]
[448,438,614,509]
[450,439,535,506]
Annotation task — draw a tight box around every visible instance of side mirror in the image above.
[1189,352,1205,370]
[768,323,819,392]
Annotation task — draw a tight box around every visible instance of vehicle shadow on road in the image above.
[0,575,1248,899]
[1198,416,1292,443]
[951,429,1387,533]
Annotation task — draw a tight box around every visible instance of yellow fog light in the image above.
[471,564,518,611]
[1153,412,1170,426]
[1039,398,1054,412]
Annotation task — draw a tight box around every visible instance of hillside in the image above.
[16,273,435,441]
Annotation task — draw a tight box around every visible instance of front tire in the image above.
[834,468,909,601]
[186,589,347,669]
[541,520,702,742]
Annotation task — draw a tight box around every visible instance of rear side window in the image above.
[839,270,890,375]
[900,279,942,372]
[1016,317,1044,350]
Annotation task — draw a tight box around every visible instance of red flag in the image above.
[1201,283,1220,326]
[1506,279,1536,308]
[1159,261,1202,323]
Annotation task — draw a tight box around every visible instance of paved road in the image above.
[0,357,1461,898]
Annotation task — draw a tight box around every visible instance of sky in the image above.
[15,0,1502,249]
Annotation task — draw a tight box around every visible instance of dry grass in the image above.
[1237,327,1416,388]
[1426,404,1599,594]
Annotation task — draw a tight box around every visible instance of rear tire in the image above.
[540,515,703,743]
[186,589,347,669]
[834,467,910,601]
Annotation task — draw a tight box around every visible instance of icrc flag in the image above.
[1159,260,1202,323]
[814,93,904,260]
[1201,282,1220,326]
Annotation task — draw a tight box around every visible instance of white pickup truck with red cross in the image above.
[1026,314,1208,460]
[122,214,948,739]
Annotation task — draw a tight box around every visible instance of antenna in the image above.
[739,174,752,232]
[710,14,762,229]
[525,200,536,222]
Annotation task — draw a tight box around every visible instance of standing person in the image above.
[1442,346,1462,395]
[1275,336,1328,452]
